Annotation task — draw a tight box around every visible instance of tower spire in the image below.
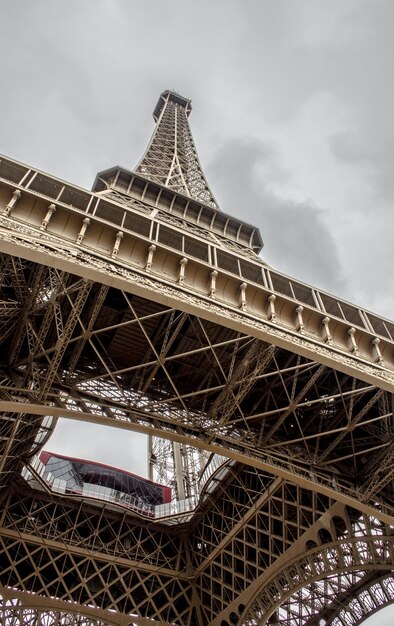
[134,90,219,209]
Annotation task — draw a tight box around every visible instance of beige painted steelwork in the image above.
[0,90,393,625]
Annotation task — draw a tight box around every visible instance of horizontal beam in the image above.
[0,527,184,579]
[0,225,392,393]
[2,400,393,527]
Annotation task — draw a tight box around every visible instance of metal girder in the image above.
[208,340,277,429]
[0,584,191,625]
[0,267,92,494]
[0,331,393,523]
[362,444,394,501]
[8,263,48,366]
[2,466,392,626]
[239,505,394,626]
[135,90,219,209]
[318,388,386,463]
[0,483,197,625]
[0,201,393,391]
[65,284,110,381]
[323,574,394,626]
[145,311,193,499]
[38,278,92,399]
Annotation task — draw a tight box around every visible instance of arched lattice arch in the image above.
[240,532,394,625]
[328,574,394,626]
[0,586,164,626]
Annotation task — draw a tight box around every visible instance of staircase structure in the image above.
[0,89,393,626]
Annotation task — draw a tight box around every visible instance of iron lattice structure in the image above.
[0,90,393,626]
[135,90,219,210]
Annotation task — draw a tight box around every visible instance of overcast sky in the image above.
[1,2,393,621]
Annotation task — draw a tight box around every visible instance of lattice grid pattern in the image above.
[135,91,219,209]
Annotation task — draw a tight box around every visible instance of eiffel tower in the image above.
[0,89,393,626]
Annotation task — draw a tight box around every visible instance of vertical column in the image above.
[40,204,56,230]
[267,294,276,321]
[178,258,188,285]
[239,282,247,311]
[209,270,218,298]
[76,217,90,244]
[111,231,124,258]
[145,244,156,272]
[4,189,21,215]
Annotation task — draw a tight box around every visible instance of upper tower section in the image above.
[134,90,219,209]
[92,90,263,253]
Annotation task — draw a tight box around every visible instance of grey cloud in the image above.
[329,131,376,163]
[48,419,148,478]
[329,131,394,204]
[209,137,349,297]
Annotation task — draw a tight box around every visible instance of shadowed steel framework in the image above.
[0,89,393,626]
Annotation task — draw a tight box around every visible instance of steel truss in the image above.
[1,274,391,512]
[0,90,393,625]
[0,468,393,625]
[135,90,219,209]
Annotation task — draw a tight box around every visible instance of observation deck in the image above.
[23,453,231,524]
[153,90,192,120]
